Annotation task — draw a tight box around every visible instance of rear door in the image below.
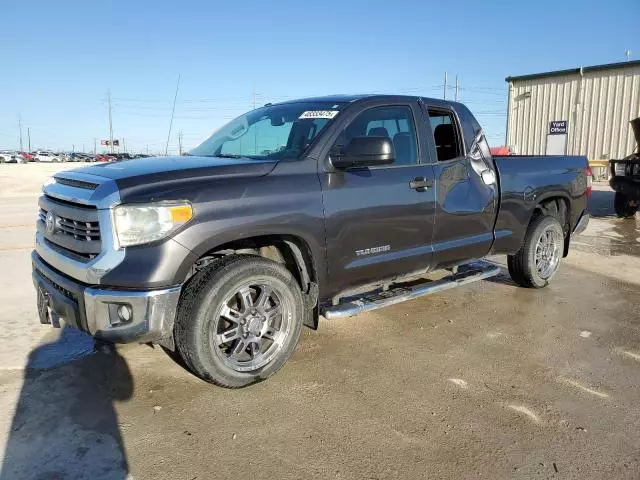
[421,102,498,268]
[320,100,437,296]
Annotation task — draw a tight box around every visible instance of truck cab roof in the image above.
[273,94,463,109]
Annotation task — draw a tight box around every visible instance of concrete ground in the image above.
[0,163,639,479]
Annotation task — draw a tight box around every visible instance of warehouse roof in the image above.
[505,60,640,83]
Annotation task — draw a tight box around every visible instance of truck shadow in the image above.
[0,326,133,480]
[482,266,518,287]
[588,189,616,218]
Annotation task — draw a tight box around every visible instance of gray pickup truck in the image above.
[32,95,591,387]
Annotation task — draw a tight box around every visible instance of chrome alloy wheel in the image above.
[212,283,291,372]
[535,226,562,279]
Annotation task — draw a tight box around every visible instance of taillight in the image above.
[586,166,592,196]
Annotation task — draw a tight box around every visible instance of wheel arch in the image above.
[530,194,571,257]
[185,234,320,329]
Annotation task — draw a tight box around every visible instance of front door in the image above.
[320,102,437,297]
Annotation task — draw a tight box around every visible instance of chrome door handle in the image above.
[409,177,433,191]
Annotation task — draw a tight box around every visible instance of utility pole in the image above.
[122,138,126,153]
[455,75,459,102]
[443,72,448,100]
[72,144,75,153]
[27,128,31,151]
[165,74,181,156]
[18,116,23,151]
[252,87,257,110]
[178,131,183,155]
[626,49,632,61]
[82,144,85,153]
[107,89,114,154]
[93,138,97,154]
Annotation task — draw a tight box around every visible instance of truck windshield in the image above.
[190,102,346,160]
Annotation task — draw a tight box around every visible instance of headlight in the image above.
[614,162,626,176]
[113,202,193,247]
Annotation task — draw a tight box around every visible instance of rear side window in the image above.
[428,109,463,161]
[339,106,419,166]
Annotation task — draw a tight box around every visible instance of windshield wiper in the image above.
[214,153,244,159]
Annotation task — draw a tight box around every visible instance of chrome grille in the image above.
[39,208,100,242]
[37,195,102,262]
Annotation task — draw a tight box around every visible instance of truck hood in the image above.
[61,155,279,203]
[70,155,277,182]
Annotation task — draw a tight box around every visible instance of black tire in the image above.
[614,192,638,218]
[507,215,564,289]
[174,255,305,388]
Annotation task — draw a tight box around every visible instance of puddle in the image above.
[573,217,640,258]
[28,327,96,370]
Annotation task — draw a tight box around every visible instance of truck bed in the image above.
[491,154,589,255]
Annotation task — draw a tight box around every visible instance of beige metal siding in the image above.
[506,64,640,160]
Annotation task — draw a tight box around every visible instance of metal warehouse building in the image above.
[505,60,640,164]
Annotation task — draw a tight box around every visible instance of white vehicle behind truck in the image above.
[34,151,61,163]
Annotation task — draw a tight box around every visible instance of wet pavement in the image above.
[574,187,640,258]
[0,171,639,479]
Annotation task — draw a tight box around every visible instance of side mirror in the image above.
[331,136,395,169]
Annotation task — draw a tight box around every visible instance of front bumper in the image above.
[32,251,181,343]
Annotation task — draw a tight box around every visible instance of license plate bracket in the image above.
[37,284,61,328]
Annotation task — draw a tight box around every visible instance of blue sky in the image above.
[1,0,638,154]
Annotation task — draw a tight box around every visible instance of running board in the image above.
[321,261,501,320]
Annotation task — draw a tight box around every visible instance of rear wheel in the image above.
[508,215,564,288]
[614,192,638,218]
[174,255,305,388]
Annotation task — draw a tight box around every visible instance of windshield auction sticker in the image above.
[299,110,339,120]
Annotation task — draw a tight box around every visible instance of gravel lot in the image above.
[0,163,639,479]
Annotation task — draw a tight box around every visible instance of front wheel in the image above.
[174,255,305,388]
[614,192,638,218]
[508,215,564,288]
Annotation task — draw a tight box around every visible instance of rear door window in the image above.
[427,110,463,161]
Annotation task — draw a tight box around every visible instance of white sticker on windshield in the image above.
[299,110,339,120]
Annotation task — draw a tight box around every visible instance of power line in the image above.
[459,87,505,96]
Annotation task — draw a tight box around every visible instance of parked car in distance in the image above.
[19,151,35,162]
[609,117,640,218]
[34,151,61,162]
[33,94,591,388]
[68,153,91,162]
[95,153,116,162]
[0,151,26,163]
